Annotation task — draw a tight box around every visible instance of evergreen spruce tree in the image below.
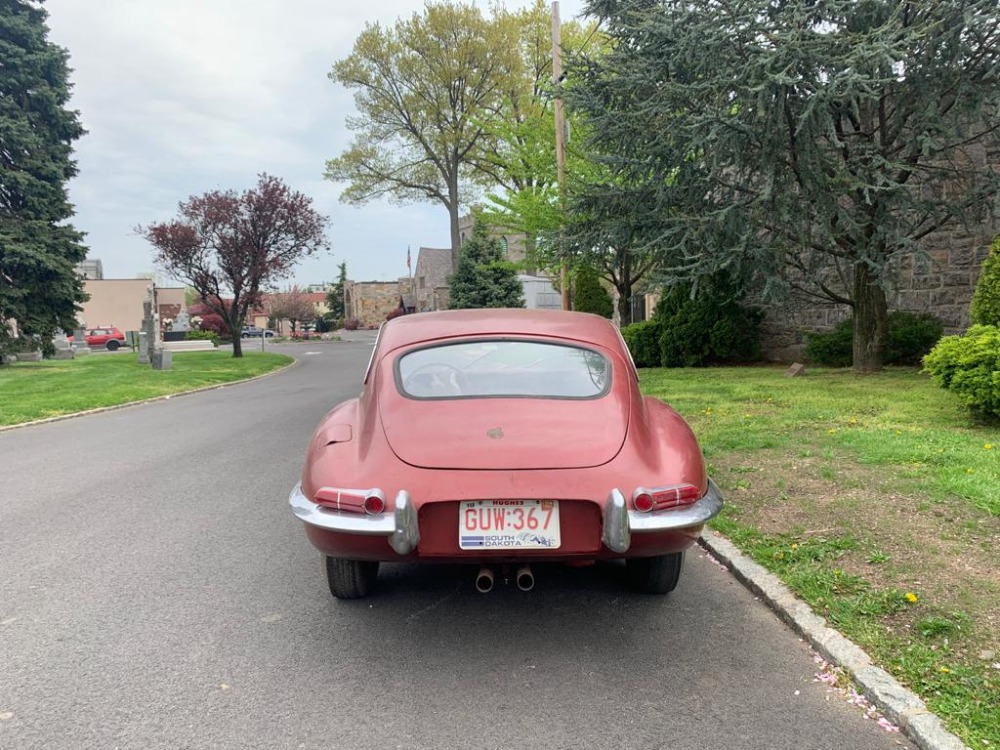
[0,0,87,357]
[448,222,524,309]
[572,263,613,318]
[970,238,1000,327]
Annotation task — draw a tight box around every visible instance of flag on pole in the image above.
[407,245,411,272]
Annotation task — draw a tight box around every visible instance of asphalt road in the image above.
[0,339,914,750]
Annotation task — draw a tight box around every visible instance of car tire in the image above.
[324,555,379,599]
[240,333,249,339]
[625,551,683,594]
[106,340,120,351]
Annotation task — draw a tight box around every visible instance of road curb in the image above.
[698,529,971,750]
[0,357,297,433]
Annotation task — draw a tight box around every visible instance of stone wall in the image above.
[346,279,410,328]
[759,218,997,362]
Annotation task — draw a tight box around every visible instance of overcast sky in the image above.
[43,0,588,287]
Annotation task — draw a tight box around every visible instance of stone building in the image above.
[413,247,452,312]
[345,279,411,328]
[458,214,528,265]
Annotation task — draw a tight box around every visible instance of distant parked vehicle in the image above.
[241,326,275,339]
[68,326,126,351]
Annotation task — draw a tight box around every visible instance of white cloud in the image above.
[44,0,589,284]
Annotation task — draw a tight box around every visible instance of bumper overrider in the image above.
[288,479,723,556]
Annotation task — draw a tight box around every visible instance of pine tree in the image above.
[971,238,1000,327]
[572,263,613,318]
[448,222,524,309]
[0,0,88,357]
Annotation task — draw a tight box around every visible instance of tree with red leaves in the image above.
[141,174,329,357]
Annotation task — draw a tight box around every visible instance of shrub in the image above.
[923,325,1000,419]
[573,265,613,318]
[804,319,854,367]
[185,330,219,346]
[971,237,1000,326]
[344,317,361,331]
[886,311,944,365]
[805,312,944,367]
[620,320,663,368]
[655,274,763,367]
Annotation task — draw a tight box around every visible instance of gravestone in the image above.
[53,332,75,360]
[71,327,91,355]
[784,362,806,377]
[137,300,151,364]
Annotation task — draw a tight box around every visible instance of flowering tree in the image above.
[141,174,329,357]
[266,286,317,334]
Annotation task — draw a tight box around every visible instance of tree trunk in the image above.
[852,262,887,373]
[232,333,243,358]
[617,282,632,326]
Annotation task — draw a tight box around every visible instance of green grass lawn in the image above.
[0,351,292,426]
[641,365,999,747]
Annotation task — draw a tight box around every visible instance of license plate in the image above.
[459,500,561,550]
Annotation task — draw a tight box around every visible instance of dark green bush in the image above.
[804,319,854,367]
[923,325,1000,419]
[886,311,945,365]
[805,312,944,367]
[573,265,613,318]
[971,237,1000,326]
[620,320,663,368]
[655,275,763,367]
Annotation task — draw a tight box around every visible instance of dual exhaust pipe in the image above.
[475,565,534,593]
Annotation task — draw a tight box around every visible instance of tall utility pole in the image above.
[552,1,570,310]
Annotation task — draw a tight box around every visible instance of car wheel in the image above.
[324,555,379,599]
[625,551,683,594]
[106,340,120,351]
[240,333,249,339]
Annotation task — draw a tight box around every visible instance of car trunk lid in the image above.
[378,382,630,471]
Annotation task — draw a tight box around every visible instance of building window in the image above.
[419,276,425,289]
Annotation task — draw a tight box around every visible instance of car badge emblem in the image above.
[487,427,504,440]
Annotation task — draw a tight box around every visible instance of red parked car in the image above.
[68,326,127,351]
[289,309,722,599]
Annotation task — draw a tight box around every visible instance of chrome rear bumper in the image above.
[288,483,420,555]
[291,478,722,557]
[602,479,724,553]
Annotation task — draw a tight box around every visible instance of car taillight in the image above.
[363,493,386,516]
[314,487,386,515]
[632,484,702,511]
[633,492,655,513]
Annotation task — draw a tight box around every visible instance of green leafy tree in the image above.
[971,238,1000,327]
[326,2,521,270]
[448,221,524,309]
[570,0,1000,371]
[325,261,347,321]
[0,0,87,357]
[572,263,613,318]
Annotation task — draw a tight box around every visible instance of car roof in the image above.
[378,309,624,352]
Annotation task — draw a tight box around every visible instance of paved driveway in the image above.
[0,340,913,749]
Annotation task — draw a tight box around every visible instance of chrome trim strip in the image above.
[628,478,724,533]
[602,488,631,553]
[289,482,396,536]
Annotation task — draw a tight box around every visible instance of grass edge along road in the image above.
[0,351,292,427]
[640,366,999,748]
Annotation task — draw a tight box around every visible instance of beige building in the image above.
[80,279,185,334]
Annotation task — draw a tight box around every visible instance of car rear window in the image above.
[396,340,611,399]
